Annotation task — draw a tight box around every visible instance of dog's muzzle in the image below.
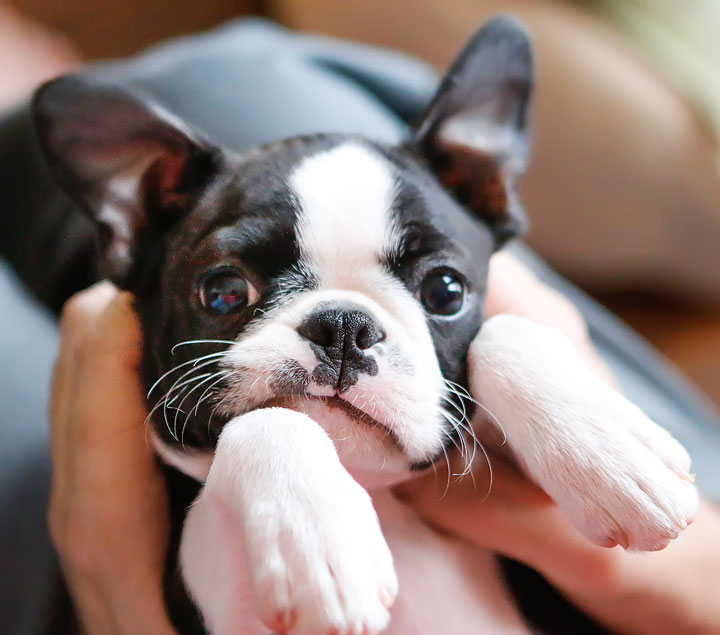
[298,304,384,392]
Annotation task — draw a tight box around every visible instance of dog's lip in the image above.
[315,394,384,427]
[264,393,399,443]
[313,394,403,446]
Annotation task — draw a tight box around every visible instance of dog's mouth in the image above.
[264,393,401,448]
[317,395,386,428]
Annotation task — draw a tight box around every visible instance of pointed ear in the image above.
[32,75,222,286]
[411,15,533,246]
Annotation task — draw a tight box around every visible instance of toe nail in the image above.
[380,587,396,609]
[273,609,294,632]
[616,529,630,550]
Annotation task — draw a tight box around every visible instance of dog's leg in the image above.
[180,489,266,635]
[468,314,699,551]
[180,407,397,635]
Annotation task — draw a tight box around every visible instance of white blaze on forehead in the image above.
[289,143,400,283]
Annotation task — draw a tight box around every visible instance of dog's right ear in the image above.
[32,75,222,287]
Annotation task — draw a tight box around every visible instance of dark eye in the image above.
[199,269,256,314]
[420,270,466,316]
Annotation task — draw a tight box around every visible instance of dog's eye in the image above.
[200,269,256,314]
[420,270,465,316]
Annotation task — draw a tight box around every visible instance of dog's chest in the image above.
[371,491,531,635]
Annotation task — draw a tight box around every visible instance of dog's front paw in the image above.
[211,408,397,635]
[470,315,699,553]
[543,393,699,551]
[246,469,396,635]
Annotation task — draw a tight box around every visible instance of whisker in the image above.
[440,393,467,422]
[162,357,224,402]
[438,407,475,481]
[147,368,216,438]
[452,414,492,499]
[171,339,237,354]
[443,378,506,445]
[189,371,234,420]
[147,352,227,397]
[144,390,185,440]
[438,410,465,456]
[163,373,213,439]
[438,438,453,498]
[177,371,230,447]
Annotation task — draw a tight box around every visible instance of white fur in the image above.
[469,315,699,551]
[290,143,402,286]
[180,408,397,635]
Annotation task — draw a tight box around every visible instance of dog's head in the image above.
[33,16,532,481]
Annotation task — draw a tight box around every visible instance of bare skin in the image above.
[49,284,174,635]
[49,254,720,634]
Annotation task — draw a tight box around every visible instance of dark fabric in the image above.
[0,265,76,635]
[0,17,718,634]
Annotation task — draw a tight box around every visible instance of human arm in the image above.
[48,282,175,634]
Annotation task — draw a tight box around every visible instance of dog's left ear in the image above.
[411,15,533,246]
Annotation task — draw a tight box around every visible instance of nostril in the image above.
[298,306,384,355]
[355,324,386,350]
[316,324,336,348]
[298,318,337,348]
[356,325,370,349]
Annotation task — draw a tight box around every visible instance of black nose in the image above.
[298,306,385,392]
[298,307,385,358]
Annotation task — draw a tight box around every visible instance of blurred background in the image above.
[3,0,720,404]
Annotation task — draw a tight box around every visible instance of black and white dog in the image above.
[33,16,697,635]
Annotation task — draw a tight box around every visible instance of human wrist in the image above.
[528,501,720,634]
[69,570,175,635]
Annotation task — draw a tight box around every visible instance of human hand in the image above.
[49,282,175,634]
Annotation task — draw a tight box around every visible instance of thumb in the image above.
[395,454,586,567]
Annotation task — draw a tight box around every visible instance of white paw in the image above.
[245,469,397,635]
[208,409,397,635]
[538,390,699,551]
[470,314,699,552]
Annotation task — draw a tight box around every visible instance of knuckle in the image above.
[59,282,118,336]
[59,293,92,332]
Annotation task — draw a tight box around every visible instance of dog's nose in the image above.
[298,307,385,358]
[298,306,385,391]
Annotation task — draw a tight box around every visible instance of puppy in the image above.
[33,16,698,635]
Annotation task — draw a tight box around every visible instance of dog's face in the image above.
[34,16,532,481]
[152,137,496,477]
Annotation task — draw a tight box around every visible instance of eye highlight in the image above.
[420,269,465,316]
[199,268,257,315]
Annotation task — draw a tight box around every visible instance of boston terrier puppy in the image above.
[33,16,698,635]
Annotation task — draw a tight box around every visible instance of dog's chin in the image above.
[262,394,427,488]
